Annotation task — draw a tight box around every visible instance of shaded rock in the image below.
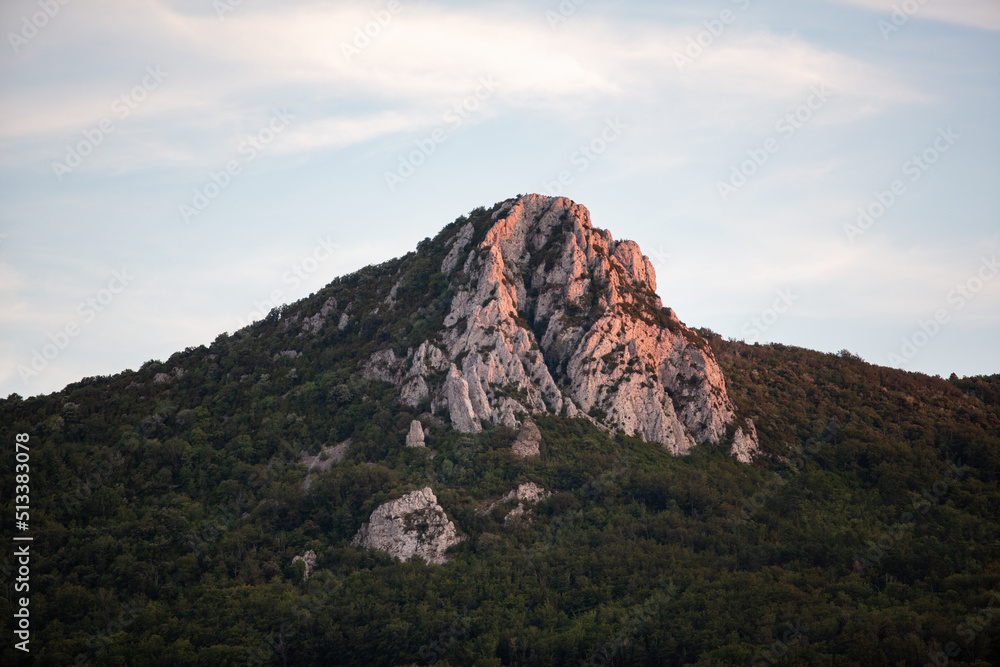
[506,482,551,504]
[405,420,426,448]
[350,487,463,564]
[384,277,404,307]
[730,422,758,464]
[441,221,474,274]
[485,482,551,513]
[400,376,429,407]
[361,349,402,383]
[300,440,350,490]
[399,341,449,407]
[302,297,337,334]
[291,550,317,581]
[153,367,186,384]
[486,482,552,525]
[504,503,528,525]
[444,365,481,433]
[511,418,541,457]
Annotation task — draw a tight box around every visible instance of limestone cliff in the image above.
[362,194,757,461]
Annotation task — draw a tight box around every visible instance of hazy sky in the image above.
[1,0,998,398]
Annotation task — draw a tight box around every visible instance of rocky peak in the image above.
[363,194,757,461]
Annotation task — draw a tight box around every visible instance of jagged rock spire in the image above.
[362,194,758,461]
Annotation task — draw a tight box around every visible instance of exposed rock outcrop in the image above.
[153,367,186,384]
[730,420,759,465]
[350,487,463,564]
[511,418,541,457]
[300,440,350,490]
[362,194,757,461]
[507,482,551,504]
[405,420,426,447]
[487,482,552,525]
[486,482,551,512]
[302,296,337,334]
[444,366,481,433]
[291,550,317,581]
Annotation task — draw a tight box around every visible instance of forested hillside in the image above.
[2,209,998,666]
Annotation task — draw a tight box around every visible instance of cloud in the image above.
[826,0,1000,31]
[0,0,924,176]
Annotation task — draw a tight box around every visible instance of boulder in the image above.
[350,487,463,564]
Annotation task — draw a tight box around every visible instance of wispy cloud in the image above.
[827,0,1000,31]
[0,0,923,176]
[0,0,995,397]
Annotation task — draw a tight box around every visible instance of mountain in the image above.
[357,194,756,460]
[1,195,998,666]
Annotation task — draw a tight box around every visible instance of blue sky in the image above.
[1,0,998,398]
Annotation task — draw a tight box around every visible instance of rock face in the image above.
[292,550,317,581]
[362,194,757,461]
[511,418,541,457]
[405,420,426,447]
[301,297,337,334]
[350,487,463,564]
[300,440,350,490]
[487,482,552,525]
[486,482,552,512]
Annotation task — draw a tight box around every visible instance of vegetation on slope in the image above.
[1,229,998,666]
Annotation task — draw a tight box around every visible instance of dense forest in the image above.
[2,211,998,666]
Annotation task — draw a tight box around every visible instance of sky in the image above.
[1,0,998,398]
